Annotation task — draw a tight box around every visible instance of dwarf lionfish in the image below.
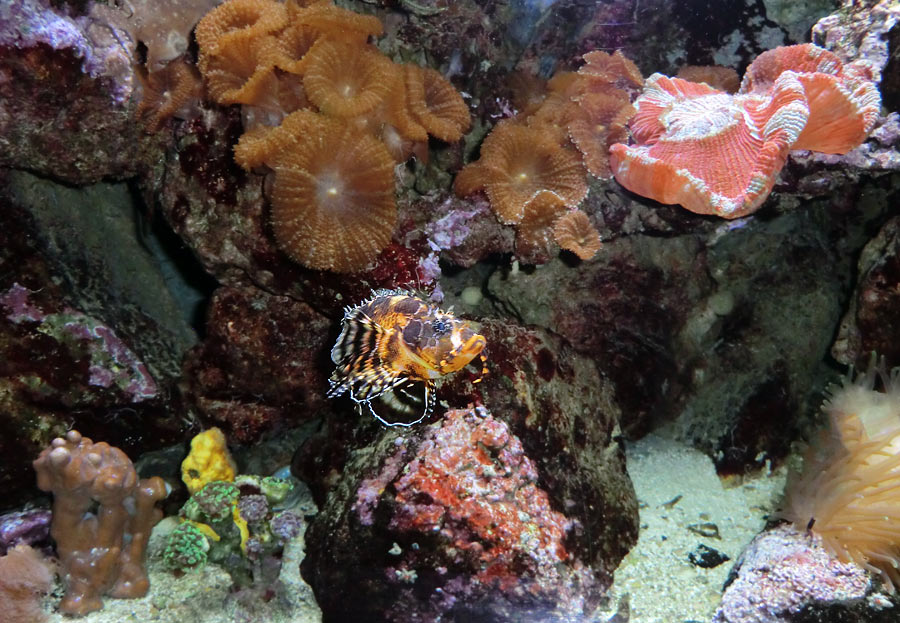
[327,289,487,427]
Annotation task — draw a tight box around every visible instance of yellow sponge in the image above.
[181,427,237,494]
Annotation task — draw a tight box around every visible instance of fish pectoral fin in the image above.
[330,310,385,365]
[349,367,406,401]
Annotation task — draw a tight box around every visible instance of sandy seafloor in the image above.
[598,434,787,623]
[38,433,785,623]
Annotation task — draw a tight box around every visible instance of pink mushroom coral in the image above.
[608,73,809,218]
[741,43,881,154]
[609,43,882,218]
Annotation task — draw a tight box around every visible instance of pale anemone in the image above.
[783,357,900,591]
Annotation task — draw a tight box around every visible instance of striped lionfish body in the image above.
[327,289,487,427]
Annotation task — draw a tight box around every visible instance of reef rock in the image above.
[714,524,898,623]
[0,171,192,511]
[484,179,896,474]
[303,404,634,622]
[181,285,333,443]
[0,0,140,183]
[0,509,51,556]
[301,318,637,622]
[832,215,900,368]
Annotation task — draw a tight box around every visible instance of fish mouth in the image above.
[465,335,486,355]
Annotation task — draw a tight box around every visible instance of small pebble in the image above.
[461,286,483,307]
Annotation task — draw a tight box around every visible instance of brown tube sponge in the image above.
[33,431,167,615]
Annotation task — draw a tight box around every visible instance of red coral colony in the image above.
[3,0,900,621]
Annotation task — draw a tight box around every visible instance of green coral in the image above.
[233,474,297,507]
[259,476,294,505]
[182,481,240,524]
[164,474,305,587]
[163,523,210,572]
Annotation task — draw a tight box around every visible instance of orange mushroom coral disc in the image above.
[201,34,285,105]
[454,120,588,224]
[553,210,602,260]
[303,40,395,117]
[579,50,644,89]
[195,0,288,65]
[741,44,881,155]
[567,91,635,178]
[136,59,202,132]
[405,65,471,142]
[506,71,548,119]
[271,23,320,75]
[351,81,430,163]
[268,115,397,272]
[609,73,810,219]
[515,191,568,260]
[287,0,383,43]
[234,109,322,170]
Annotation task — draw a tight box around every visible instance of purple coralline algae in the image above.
[714,525,872,623]
[0,0,142,183]
[812,0,900,84]
[352,440,408,527]
[411,200,491,301]
[424,201,485,251]
[0,0,130,90]
[1,283,158,401]
[0,509,51,556]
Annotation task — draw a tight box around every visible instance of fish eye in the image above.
[432,319,449,335]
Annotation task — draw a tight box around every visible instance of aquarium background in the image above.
[1,0,899,621]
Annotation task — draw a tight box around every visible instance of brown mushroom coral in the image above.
[234,109,322,169]
[506,71,548,119]
[567,91,635,178]
[515,191,568,261]
[458,49,640,232]
[579,50,644,89]
[454,120,587,224]
[351,81,430,163]
[201,34,288,105]
[286,0,383,42]
[303,39,396,117]
[553,210,602,260]
[740,43,881,154]
[195,0,288,66]
[195,0,292,105]
[267,113,397,272]
[405,65,471,142]
[136,59,202,131]
[271,23,320,75]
